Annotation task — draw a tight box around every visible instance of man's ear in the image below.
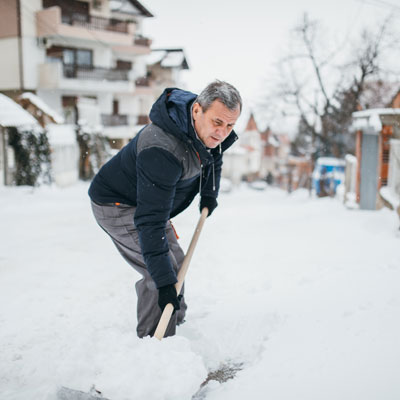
[192,102,201,119]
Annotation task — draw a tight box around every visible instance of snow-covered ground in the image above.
[1,183,399,400]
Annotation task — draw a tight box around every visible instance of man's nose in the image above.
[216,127,230,138]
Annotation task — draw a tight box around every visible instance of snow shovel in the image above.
[154,207,209,340]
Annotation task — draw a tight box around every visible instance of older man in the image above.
[89,80,242,338]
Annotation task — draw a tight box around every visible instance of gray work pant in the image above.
[90,200,187,338]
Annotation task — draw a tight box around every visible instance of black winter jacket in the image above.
[89,88,238,288]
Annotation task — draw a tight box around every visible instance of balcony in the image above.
[135,76,151,87]
[63,64,129,81]
[36,6,136,46]
[111,36,152,56]
[134,36,152,47]
[101,114,128,127]
[38,61,133,93]
[61,14,132,34]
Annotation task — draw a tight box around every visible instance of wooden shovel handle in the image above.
[154,207,209,340]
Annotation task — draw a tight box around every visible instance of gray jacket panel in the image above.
[137,123,201,180]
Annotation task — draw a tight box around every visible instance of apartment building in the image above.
[0,0,154,149]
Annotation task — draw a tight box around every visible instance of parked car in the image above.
[312,157,345,197]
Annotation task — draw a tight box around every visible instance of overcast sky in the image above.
[142,0,396,131]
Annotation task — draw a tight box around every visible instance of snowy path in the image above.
[0,184,399,400]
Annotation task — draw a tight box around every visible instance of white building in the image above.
[0,0,154,150]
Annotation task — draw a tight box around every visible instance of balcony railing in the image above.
[63,64,129,81]
[135,76,151,87]
[134,36,152,47]
[101,114,128,126]
[61,14,132,34]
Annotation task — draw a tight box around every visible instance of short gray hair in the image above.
[196,80,242,113]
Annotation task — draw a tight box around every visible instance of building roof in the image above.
[0,94,38,128]
[19,92,64,124]
[244,113,258,132]
[109,0,153,17]
[147,49,189,69]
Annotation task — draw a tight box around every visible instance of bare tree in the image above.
[267,13,398,159]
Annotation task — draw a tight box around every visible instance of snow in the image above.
[1,184,400,400]
[20,93,64,124]
[345,154,357,163]
[0,93,38,128]
[380,186,400,210]
[352,108,400,133]
[47,124,77,146]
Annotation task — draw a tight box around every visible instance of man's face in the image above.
[192,100,240,148]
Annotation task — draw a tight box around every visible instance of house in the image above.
[222,112,263,185]
[238,113,263,181]
[17,92,79,187]
[146,48,189,99]
[0,94,39,186]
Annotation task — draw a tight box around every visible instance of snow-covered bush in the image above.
[7,126,51,186]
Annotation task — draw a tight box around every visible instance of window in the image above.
[76,50,92,66]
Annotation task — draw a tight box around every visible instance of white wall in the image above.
[388,139,400,196]
[133,56,147,76]
[22,37,45,89]
[21,0,42,36]
[36,90,64,118]
[97,93,113,114]
[118,94,136,115]
[0,38,20,90]
[21,0,44,90]
[94,46,112,68]
[0,128,4,186]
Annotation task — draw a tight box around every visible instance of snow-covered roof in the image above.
[0,94,38,128]
[351,108,400,133]
[353,108,400,118]
[109,0,153,17]
[20,92,64,124]
[147,49,189,69]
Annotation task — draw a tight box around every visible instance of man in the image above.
[89,80,242,338]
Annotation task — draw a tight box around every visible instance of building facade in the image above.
[0,0,154,151]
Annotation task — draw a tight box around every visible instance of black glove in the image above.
[158,284,181,312]
[200,196,218,217]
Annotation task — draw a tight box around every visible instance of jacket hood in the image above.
[149,88,238,164]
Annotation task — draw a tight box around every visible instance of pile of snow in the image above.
[46,124,76,146]
[1,184,399,400]
[380,186,400,210]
